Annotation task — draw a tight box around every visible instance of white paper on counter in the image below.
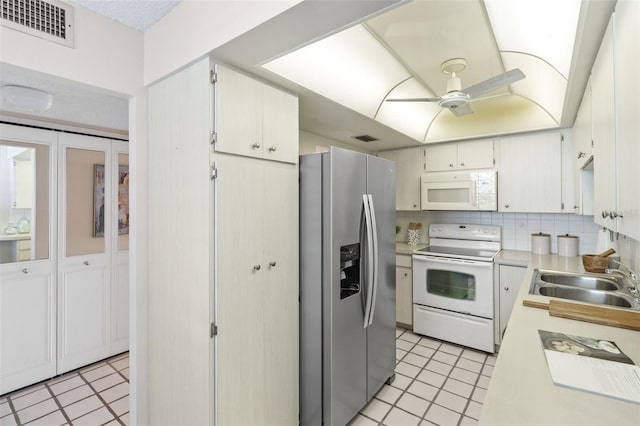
[544,350,640,404]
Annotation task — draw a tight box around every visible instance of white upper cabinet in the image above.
[592,15,617,229]
[591,4,639,240]
[425,139,494,172]
[573,78,593,168]
[613,1,640,240]
[215,64,298,164]
[498,131,563,213]
[378,147,424,210]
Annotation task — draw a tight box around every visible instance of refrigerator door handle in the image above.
[366,194,379,326]
[362,194,375,328]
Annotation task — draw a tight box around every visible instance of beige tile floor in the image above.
[2,328,495,426]
[350,328,497,426]
[1,353,129,426]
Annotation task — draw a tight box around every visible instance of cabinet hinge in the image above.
[210,71,217,84]
[561,202,565,210]
[591,139,594,148]
[210,322,218,338]
[210,164,218,180]
[210,131,217,145]
[560,134,564,142]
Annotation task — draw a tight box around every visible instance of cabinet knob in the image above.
[601,210,609,219]
[504,204,510,209]
[609,211,623,219]
[413,204,417,208]
[253,264,261,271]
[269,261,277,267]
[460,162,465,167]
[268,146,277,152]
[404,273,408,277]
[504,286,509,291]
[577,151,586,159]
[251,143,261,149]
[83,261,89,266]
[449,163,454,168]
[22,268,29,274]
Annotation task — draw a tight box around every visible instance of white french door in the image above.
[57,133,111,374]
[0,124,58,394]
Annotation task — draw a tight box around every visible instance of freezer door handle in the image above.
[366,194,378,326]
[362,194,375,328]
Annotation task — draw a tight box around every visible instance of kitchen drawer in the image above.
[396,254,412,268]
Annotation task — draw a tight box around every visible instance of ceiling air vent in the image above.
[1,0,74,47]
[353,134,378,143]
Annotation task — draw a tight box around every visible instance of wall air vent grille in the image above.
[1,0,74,47]
[353,135,378,143]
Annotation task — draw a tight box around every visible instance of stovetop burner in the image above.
[413,223,502,261]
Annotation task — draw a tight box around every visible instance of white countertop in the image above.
[480,253,640,425]
[0,233,30,242]
[395,242,428,255]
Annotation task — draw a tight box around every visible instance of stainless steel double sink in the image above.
[529,269,640,310]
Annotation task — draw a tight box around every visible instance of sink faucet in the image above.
[606,259,639,296]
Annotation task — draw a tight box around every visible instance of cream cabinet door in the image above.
[425,143,457,172]
[498,131,562,213]
[497,265,525,344]
[262,84,299,164]
[216,154,265,425]
[215,154,298,425]
[614,0,640,240]
[378,147,424,210]
[592,16,617,229]
[215,64,263,158]
[457,139,494,170]
[395,266,413,327]
[261,160,299,424]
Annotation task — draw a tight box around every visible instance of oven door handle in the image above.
[413,255,493,268]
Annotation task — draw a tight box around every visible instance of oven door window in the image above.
[426,269,476,301]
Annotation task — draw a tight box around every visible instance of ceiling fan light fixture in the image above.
[1,85,53,113]
[439,91,469,109]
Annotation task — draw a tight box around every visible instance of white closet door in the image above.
[261,160,298,424]
[0,124,57,395]
[215,154,265,426]
[57,133,111,374]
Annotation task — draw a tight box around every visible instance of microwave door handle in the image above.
[362,194,375,328]
[471,181,477,207]
[366,194,378,326]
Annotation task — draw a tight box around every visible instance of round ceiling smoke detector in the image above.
[441,58,467,75]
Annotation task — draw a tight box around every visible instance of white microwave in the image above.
[421,170,497,211]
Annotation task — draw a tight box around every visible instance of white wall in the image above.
[144,0,301,85]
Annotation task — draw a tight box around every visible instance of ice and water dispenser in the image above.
[340,243,360,299]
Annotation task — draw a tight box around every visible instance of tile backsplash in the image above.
[396,210,640,271]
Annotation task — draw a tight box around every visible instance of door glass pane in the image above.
[117,153,129,251]
[427,269,476,300]
[66,148,105,256]
[0,142,49,263]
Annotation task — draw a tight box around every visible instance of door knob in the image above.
[253,264,261,271]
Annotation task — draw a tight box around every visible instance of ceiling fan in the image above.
[386,58,525,117]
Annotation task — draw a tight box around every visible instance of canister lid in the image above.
[531,232,550,237]
[558,233,578,239]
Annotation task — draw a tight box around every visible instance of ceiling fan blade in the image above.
[448,102,474,117]
[463,69,525,99]
[385,97,441,103]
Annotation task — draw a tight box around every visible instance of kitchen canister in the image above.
[531,232,551,255]
[557,234,579,257]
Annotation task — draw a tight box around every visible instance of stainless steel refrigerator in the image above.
[300,147,396,426]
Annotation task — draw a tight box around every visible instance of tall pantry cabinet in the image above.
[147,58,299,425]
